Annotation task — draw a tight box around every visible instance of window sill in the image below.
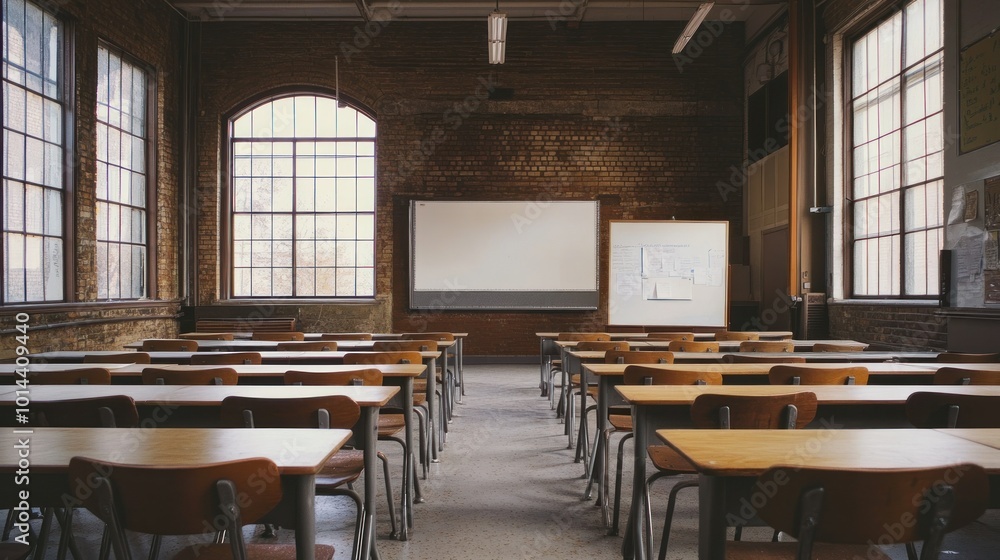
[215,299,381,306]
[0,299,182,317]
[828,298,941,307]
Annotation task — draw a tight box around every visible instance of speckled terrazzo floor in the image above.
[31,364,1000,559]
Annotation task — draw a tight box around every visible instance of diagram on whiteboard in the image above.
[640,246,724,300]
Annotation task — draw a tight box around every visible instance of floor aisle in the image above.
[40,364,1000,560]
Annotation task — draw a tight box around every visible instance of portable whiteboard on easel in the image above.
[609,220,729,326]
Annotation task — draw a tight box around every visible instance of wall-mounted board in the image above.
[410,200,599,309]
[608,220,729,326]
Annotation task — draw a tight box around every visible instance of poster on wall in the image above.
[985,175,1000,230]
[959,32,1000,153]
[985,270,1000,305]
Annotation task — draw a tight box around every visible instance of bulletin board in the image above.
[608,220,729,326]
[959,31,1000,153]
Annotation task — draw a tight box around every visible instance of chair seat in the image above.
[725,541,890,559]
[0,543,30,560]
[174,543,335,560]
[378,414,406,437]
[316,449,364,488]
[646,445,696,474]
[609,414,633,431]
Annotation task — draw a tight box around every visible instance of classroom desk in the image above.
[4,363,426,383]
[3,387,396,556]
[0,427,351,560]
[30,349,445,464]
[557,339,867,352]
[654,428,1000,560]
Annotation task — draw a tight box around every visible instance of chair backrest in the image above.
[557,332,611,342]
[178,332,235,341]
[34,395,140,428]
[285,368,383,386]
[690,392,818,429]
[141,367,238,386]
[667,340,720,353]
[576,341,630,352]
[645,332,696,341]
[140,339,199,352]
[722,354,807,364]
[714,331,760,341]
[343,351,422,365]
[812,342,867,352]
[28,367,111,385]
[274,340,337,351]
[84,352,151,364]
[68,456,282,537]
[768,365,870,386]
[251,331,305,341]
[623,365,723,386]
[605,350,674,364]
[220,395,360,429]
[740,340,795,353]
[936,352,1000,363]
[753,464,988,558]
[905,392,1000,428]
[320,333,374,340]
[372,340,437,352]
[190,352,262,365]
[400,332,455,342]
[933,367,1000,386]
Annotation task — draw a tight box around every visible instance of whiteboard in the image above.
[410,200,599,309]
[608,220,728,326]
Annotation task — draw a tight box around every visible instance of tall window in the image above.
[96,44,150,300]
[2,0,65,303]
[850,0,943,297]
[229,94,376,298]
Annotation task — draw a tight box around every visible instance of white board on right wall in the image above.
[608,220,729,327]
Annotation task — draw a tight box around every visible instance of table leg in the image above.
[425,357,441,462]
[585,374,610,501]
[624,404,648,560]
[400,378,414,540]
[293,474,317,560]
[698,475,727,560]
[359,407,380,560]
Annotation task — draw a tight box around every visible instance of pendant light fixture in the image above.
[488,0,507,64]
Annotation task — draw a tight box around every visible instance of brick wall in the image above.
[0,0,183,360]
[192,20,747,355]
[828,303,946,351]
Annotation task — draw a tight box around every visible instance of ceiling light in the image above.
[488,4,507,64]
[672,2,714,54]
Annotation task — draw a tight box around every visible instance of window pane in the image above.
[230,95,375,298]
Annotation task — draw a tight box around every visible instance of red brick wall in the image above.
[193,20,747,355]
[0,0,183,359]
[828,303,946,351]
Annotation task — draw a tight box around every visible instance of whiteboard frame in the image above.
[607,220,729,327]
[409,200,600,310]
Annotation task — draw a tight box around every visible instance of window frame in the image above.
[845,0,945,300]
[220,89,377,301]
[93,39,157,301]
[1,0,75,306]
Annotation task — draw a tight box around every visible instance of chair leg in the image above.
[413,406,428,481]
[655,478,699,560]
[147,534,162,560]
[376,451,399,539]
[906,542,919,560]
[610,432,634,536]
[583,427,603,500]
[321,488,365,560]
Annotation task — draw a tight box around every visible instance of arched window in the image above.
[228,94,375,298]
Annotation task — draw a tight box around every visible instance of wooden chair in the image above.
[372,340,437,352]
[139,339,198,352]
[321,333,374,341]
[400,332,455,342]
[220,394,387,556]
[28,368,111,385]
[285,368,383,387]
[83,352,150,364]
[936,352,1000,363]
[812,342,867,352]
[34,395,140,429]
[401,333,459,415]
[66,457,334,560]
[906,392,1000,428]
[933,367,1000,385]
[645,332,696,341]
[343,351,428,500]
[667,340,719,353]
[726,464,989,560]
[141,367,237,386]
[568,341,631,458]
[722,354,806,364]
[604,350,674,365]
[251,331,305,341]
[178,332,235,341]
[601,366,723,535]
[274,340,337,351]
[189,352,262,365]
[714,331,760,341]
[549,333,611,411]
[768,365,870,385]
[739,340,795,352]
[646,392,819,559]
